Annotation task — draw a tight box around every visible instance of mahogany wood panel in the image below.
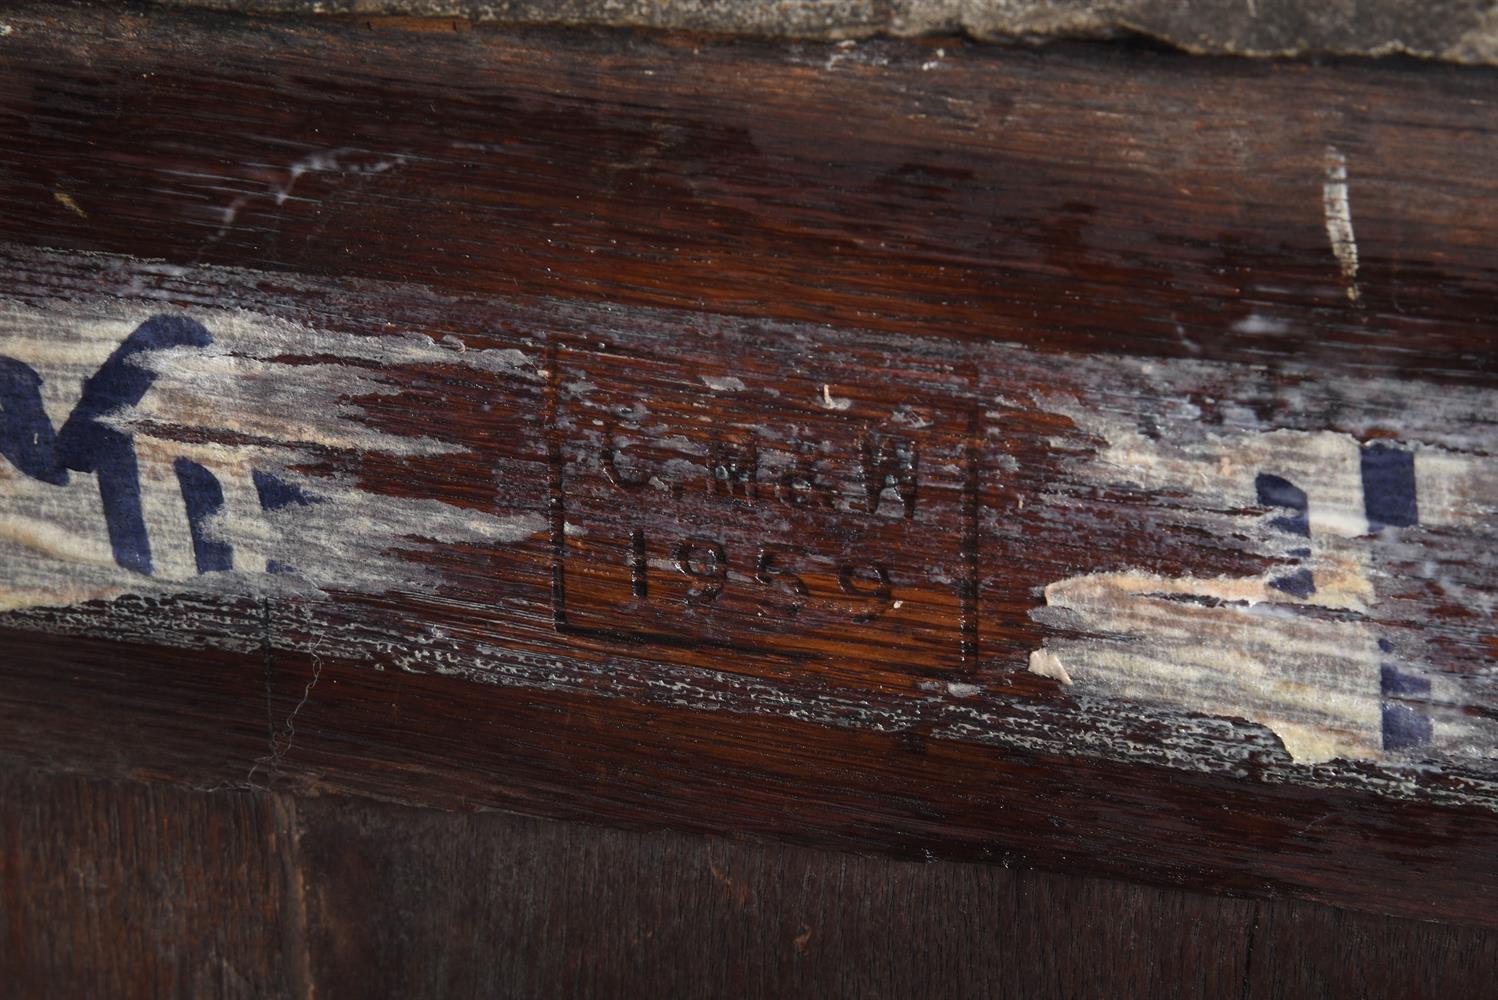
[7,765,1498,999]
[0,767,297,999]
[2,2,1498,928]
[1,11,1494,383]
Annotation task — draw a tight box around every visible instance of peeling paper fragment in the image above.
[1028,372,1498,765]
[1026,648,1072,686]
[1032,571,1383,763]
[0,300,544,612]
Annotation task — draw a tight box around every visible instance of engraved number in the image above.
[754,545,809,616]
[839,561,894,621]
[672,538,727,604]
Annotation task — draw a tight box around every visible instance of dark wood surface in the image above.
[5,764,1497,999]
[1,767,294,999]
[3,1,1498,932]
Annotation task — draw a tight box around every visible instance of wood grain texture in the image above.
[1243,901,1498,1000]
[3,5,1496,381]
[0,768,298,999]
[2,2,1498,925]
[6,764,1498,999]
[294,789,1261,998]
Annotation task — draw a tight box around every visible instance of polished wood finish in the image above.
[2,2,1497,931]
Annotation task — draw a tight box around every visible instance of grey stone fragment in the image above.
[155,0,1498,66]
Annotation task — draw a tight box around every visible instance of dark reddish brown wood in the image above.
[0,768,297,998]
[1243,899,1498,1000]
[1,6,1495,382]
[6,764,1498,998]
[6,615,1498,927]
[2,2,1498,931]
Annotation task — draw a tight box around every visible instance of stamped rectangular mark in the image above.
[542,332,985,679]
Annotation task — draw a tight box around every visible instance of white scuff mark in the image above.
[921,47,946,71]
[1410,449,1498,529]
[1323,146,1360,302]
[819,383,852,410]
[890,405,935,429]
[118,353,455,458]
[0,510,117,569]
[946,681,981,698]
[0,299,545,613]
[1047,371,1498,548]
[1232,314,1290,335]
[136,439,198,581]
[34,306,534,458]
[276,148,406,206]
[700,375,746,392]
[824,38,857,71]
[1032,391,1390,761]
[215,148,407,238]
[219,195,249,231]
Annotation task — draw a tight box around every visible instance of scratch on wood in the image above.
[52,192,87,219]
[1323,146,1360,302]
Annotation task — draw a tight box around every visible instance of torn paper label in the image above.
[0,300,544,612]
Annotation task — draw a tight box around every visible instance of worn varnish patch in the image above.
[2,247,1496,807]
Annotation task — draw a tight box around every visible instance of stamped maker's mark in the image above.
[542,334,984,668]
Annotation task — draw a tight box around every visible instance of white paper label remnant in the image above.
[1027,370,1498,765]
[4,288,1497,778]
[0,300,545,613]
